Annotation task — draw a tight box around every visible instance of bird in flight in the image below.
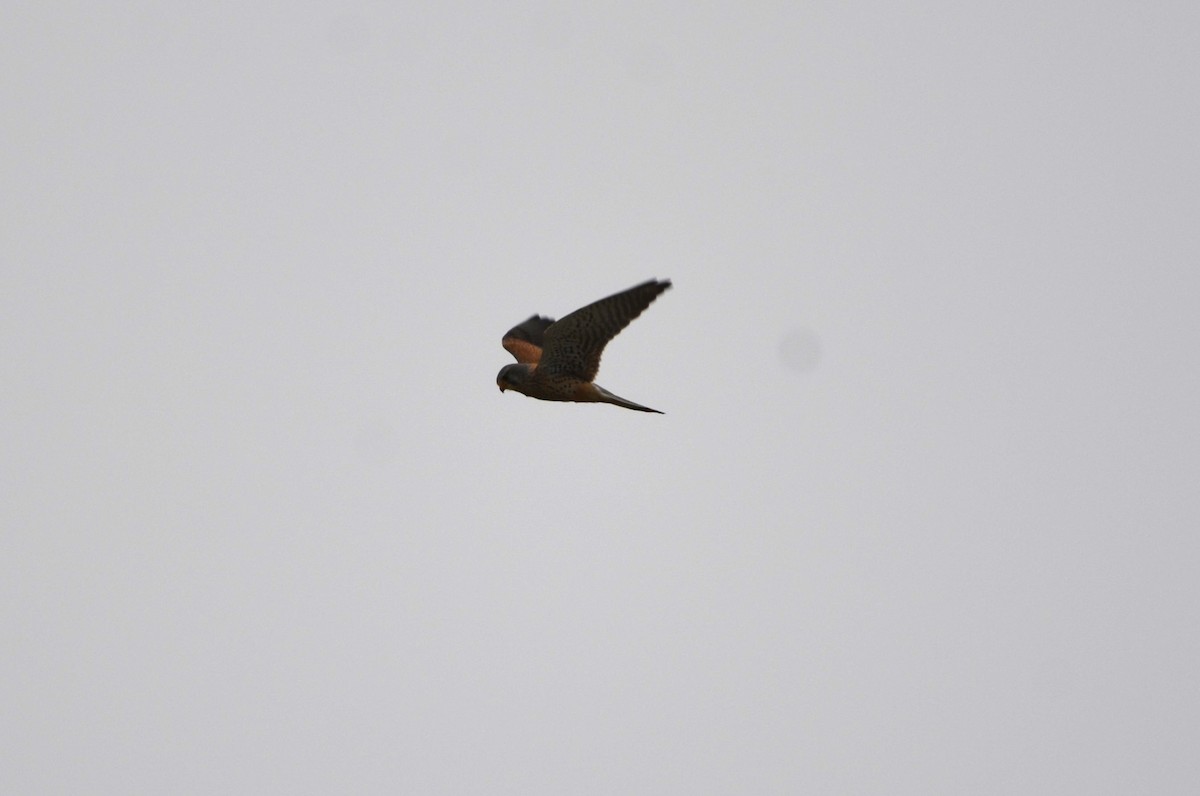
[497,279,671,413]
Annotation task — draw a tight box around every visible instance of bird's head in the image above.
[496,363,533,394]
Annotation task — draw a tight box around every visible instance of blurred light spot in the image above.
[326,13,371,55]
[779,326,822,373]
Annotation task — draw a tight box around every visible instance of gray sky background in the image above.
[4,3,1198,793]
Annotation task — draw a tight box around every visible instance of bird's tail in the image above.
[593,384,664,414]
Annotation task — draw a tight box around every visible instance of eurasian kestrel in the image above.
[497,279,671,413]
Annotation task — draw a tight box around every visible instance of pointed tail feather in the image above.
[594,385,664,414]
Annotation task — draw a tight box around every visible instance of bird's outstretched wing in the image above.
[501,315,555,364]
[539,280,670,382]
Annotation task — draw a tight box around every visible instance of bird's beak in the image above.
[498,385,506,393]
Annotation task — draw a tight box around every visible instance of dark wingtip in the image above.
[503,315,556,346]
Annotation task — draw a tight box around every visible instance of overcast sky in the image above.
[4,3,1199,793]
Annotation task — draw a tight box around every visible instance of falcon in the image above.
[497,279,671,413]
